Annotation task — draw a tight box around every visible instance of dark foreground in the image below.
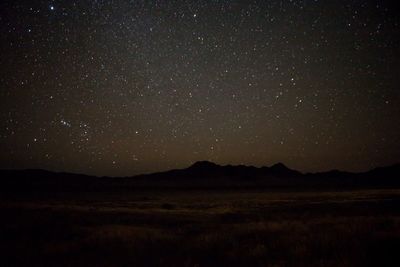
[1,189,400,267]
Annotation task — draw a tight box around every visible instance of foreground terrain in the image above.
[1,189,400,267]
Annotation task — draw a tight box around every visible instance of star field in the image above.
[1,0,399,176]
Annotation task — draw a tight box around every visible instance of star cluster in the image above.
[1,0,399,176]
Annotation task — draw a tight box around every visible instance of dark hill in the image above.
[0,162,399,192]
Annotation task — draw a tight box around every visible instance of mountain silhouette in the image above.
[188,160,220,171]
[1,162,399,192]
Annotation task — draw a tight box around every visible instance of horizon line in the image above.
[1,160,399,178]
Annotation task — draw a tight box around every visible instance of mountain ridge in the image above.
[1,161,399,191]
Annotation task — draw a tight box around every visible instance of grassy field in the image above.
[1,189,400,266]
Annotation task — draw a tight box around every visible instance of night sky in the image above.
[1,0,399,176]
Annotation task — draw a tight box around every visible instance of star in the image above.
[0,0,398,176]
